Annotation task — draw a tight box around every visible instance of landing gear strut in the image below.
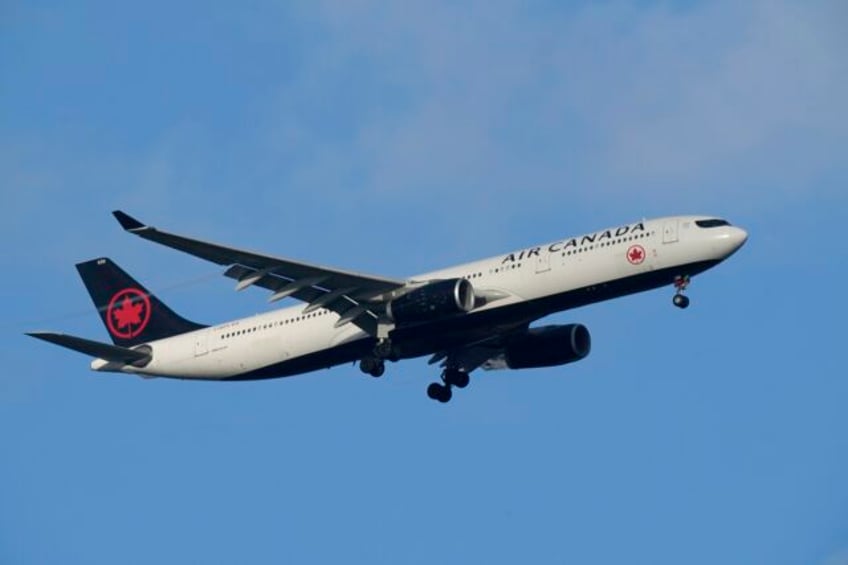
[373,338,393,359]
[358,337,394,378]
[672,275,691,309]
[426,368,470,403]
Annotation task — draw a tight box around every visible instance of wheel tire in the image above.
[370,361,385,378]
[444,369,469,389]
[359,357,376,375]
[673,294,690,309]
[427,383,452,403]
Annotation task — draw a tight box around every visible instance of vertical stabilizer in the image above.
[76,258,206,346]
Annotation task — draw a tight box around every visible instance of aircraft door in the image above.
[194,330,209,357]
[663,220,679,244]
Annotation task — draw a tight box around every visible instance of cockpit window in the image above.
[695,219,731,228]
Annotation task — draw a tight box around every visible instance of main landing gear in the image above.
[426,368,470,404]
[358,338,394,378]
[359,356,385,377]
[359,337,472,404]
[672,275,691,309]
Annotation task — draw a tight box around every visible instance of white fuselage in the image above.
[93,216,747,379]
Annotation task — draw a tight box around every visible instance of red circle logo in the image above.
[626,244,646,265]
[106,288,151,339]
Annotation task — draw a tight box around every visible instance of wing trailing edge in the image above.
[112,210,407,335]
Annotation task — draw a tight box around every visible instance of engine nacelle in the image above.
[504,324,591,369]
[387,279,475,325]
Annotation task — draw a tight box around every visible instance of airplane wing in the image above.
[113,211,406,334]
[429,343,501,374]
[427,322,530,373]
[27,332,152,365]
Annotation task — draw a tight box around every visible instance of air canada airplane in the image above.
[29,212,747,402]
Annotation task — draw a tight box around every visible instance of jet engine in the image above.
[503,324,591,369]
[387,279,475,325]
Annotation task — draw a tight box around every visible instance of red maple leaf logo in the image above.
[627,245,645,264]
[113,296,144,329]
[629,247,643,262]
[106,288,151,339]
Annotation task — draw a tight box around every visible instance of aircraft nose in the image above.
[720,226,748,257]
[731,226,749,249]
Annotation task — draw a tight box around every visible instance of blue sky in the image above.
[2,1,847,563]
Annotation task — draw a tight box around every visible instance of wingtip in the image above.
[26,331,55,341]
[113,210,146,231]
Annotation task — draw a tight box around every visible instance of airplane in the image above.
[28,212,747,403]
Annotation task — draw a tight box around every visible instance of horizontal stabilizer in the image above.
[26,332,151,365]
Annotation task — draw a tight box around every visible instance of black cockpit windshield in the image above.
[695,219,731,228]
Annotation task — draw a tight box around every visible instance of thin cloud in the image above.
[3,0,845,260]
[594,2,848,184]
[262,0,847,213]
[824,548,848,565]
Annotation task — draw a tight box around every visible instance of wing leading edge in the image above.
[113,211,406,334]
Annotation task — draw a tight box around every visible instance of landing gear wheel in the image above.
[443,369,469,389]
[427,382,452,403]
[359,357,385,377]
[673,294,690,309]
[369,360,385,377]
[359,358,375,375]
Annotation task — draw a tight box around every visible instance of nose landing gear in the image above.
[672,294,690,309]
[672,275,691,309]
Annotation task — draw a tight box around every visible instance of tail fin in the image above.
[76,258,206,346]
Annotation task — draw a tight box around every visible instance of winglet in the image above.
[112,210,146,231]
